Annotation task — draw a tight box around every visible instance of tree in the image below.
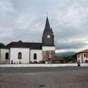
[0,43,5,48]
[64,56,74,63]
[67,57,74,62]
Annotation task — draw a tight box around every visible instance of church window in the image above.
[34,53,37,60]
[5,53,9,59]
[18,52,22,59]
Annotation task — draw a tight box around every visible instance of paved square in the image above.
[0,67,88,88]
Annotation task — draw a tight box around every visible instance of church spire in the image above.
[42,17,54,46]
[45,17,50,30]
[43,17,53,34]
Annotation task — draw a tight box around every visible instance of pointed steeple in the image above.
[45,17,50,30]
[43,17,53,34]
[42,17,54,46]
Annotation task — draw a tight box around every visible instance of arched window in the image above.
[34,53,37,60]
[5,53,9,59]
[18,52,22,59]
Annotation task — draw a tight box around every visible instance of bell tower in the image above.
[42,17,55,63]
[42,17,54,46]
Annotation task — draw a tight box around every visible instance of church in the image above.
[0,17,55,64]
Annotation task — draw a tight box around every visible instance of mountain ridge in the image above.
[55,51,76,57]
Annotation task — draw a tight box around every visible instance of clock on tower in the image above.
[42,17,55,63]
[47,35,50,38]
[42,17,54,46]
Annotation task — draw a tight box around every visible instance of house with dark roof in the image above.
[0,17,55,64]
[77,49,88,63]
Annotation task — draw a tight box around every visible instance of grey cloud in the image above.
[55,40,88,49]
[0,0,88,51]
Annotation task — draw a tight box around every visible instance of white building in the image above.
[77,49,88,63]
[0,17,55,64]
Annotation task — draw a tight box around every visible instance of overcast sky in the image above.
[0,0,88,52]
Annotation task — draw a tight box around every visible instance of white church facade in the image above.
[0,18,55,64]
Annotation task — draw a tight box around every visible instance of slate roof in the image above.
[43,17,53,34]
[6,41,42,49]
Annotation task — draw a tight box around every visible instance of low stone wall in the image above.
[0,63,88,67]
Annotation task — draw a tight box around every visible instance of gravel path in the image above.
[0,68,88,88]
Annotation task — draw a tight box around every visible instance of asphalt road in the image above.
[0,66,88,74]
[0,67,88,88]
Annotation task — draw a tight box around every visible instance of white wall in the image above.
[10,48,30,64]
[0,49,9,63]
[82,53,88,62]
[30,50,42,62]
[0,63,79,67]
[42,46,55,51]
[77,53,83,63]
[77,53,88,63]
